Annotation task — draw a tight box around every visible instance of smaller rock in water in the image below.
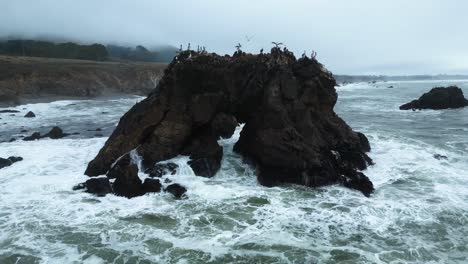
[0,158,12,169]
[8,156,23,163]
[433,154,448,160]
[74,177,112,196]
[145,162,179,178]
[23,127,70,141]
[23,132,41,141]
[109,153,145,198]
[400,86,468,110]
[143,178,162,193]
[387,86,394,88]
[0,110,20,113]
[43,126,69,139]
[0,156,23,169]
[165,184,187,199]
[8,138,16,142]
[24,111,36,118]
[341,171,374,197]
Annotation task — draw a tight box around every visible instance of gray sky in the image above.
[1,0,468,75]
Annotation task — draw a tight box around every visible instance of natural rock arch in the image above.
[84,48,374,197]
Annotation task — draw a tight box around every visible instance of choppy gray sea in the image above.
[0,80,467,263]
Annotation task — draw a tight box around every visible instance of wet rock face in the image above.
[165,183,187,199]
[107,154,145,198]
[73,177,113,197]
[85,48,374,196]
[400,86,468,110]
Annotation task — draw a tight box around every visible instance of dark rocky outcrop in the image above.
[143,178,162,193]
[23,126,70,141]
[107,154,145,198]
[85,48,374,197]
[165,183,187,199]
[0,156,23,169]
[400,86,468,110]
[73,177,113,196]
[24,111,36,118]
[23,132,41,141]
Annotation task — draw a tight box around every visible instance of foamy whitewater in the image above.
[0,81,467,263]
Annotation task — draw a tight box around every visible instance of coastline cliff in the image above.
[0,55,167,105]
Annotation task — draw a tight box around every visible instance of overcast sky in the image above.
[1,0,467,75]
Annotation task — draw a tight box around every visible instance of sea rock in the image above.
[0,110,19,113]
[433,154,448,160]
[145,162,179,178]
[0,158,12,169]
[85,48,374,197]
[24,111,36,118]
[165,183,187,199]
[400,86,468,110]
[43,126,69,139]
[8,156,23,163]
[73,177,113,196]
[23,132,41,141]
[108,153,145,198]
[23,126,69,141]
[143,178,162,193]
[0,156,23,169]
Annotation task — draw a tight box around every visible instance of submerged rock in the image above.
[23,126,70,141]
[24,111,36,118]
[165,183,187,199]
[143,178,162,193]
[85,48,374,197]
[23,132,41,141]
[73,177,112,196]
[0,156,23,169]
[0,158,12,169]
[0,110,19,113]
[433,154,448,160]
[43,126,69,139]
[400,86,468,110]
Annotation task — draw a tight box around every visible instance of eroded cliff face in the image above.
[0,56,166,104]
[85,48,374,197]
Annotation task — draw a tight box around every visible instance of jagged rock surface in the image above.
[400,86,468,110]
[85,48,374,196]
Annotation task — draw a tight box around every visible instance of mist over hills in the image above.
[0,38,178,63]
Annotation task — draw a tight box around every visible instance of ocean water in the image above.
[0,81,467,263]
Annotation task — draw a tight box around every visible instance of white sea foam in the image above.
[0,91,467,263]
